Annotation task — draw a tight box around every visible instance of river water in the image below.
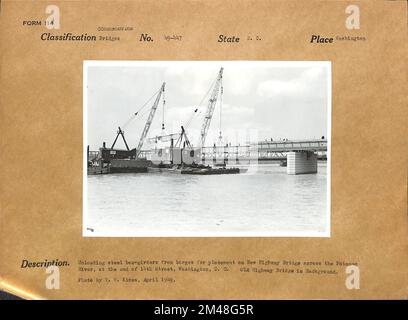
[85,162,328,237]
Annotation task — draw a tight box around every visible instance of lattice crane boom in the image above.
[200,68,223,147]
[136,82,165,158]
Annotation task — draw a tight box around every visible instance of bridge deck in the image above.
[201,139,327,153]
[256,139,327,152]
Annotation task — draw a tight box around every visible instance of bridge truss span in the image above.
[256,139,327,153]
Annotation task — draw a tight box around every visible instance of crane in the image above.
[136,82,166,158]
[200,67,223,147]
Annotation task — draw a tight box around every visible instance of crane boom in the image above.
[200,68,223,147]
[136,82,165,158]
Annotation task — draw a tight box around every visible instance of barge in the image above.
[181,167,240,175]
[87,144,150,175]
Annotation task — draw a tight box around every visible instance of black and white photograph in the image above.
[83,61,331,237]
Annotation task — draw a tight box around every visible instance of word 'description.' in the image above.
[21,259,69,269]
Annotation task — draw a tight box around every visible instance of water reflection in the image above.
[86,163,328,236]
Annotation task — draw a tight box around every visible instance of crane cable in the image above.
[219,78,223,142]
[162,85,166,131]
[185,76,217,130]
[162,89,165,131]
[121,87,162,130]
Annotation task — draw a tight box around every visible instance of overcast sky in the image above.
[86,61,330,150]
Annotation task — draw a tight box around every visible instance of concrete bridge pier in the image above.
[287,151,318,175]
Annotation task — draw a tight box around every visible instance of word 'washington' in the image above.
[21,259,69,268]
[41,33,97,41]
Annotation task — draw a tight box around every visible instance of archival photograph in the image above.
[83,61,331,237]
